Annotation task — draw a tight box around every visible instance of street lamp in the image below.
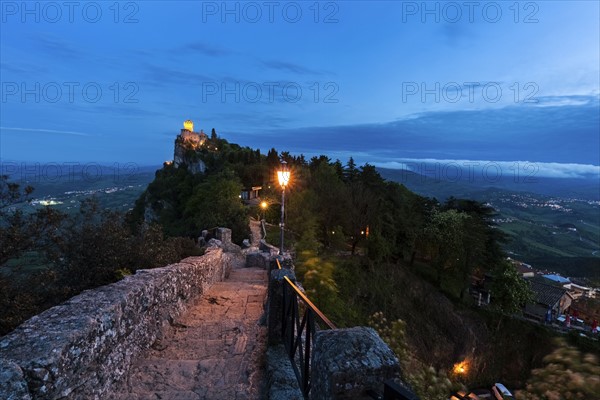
[277,160,290,255]
[260,201,268,221]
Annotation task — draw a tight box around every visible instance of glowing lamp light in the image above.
[453,360,469,375]
[277,164,290,188]
[277,170,290,187]
[261,201,268,209]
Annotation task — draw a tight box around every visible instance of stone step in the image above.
[107,266,267,399]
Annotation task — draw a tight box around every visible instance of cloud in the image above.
[239,95,599,165]
[183,42,232,57]
[143,64,213,87]
[531,95,594,107]
[0,62,40,75]
[0,127,93,137]
[439,22,474,46]
[260,60,327,76]
[374,158,600,179]
[30,34,82,58]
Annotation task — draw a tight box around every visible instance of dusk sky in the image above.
[1,1,599,178]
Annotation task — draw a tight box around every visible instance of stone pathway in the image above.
[108,266,268,400]
[250,218,263,246]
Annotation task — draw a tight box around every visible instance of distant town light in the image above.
[38,200,63,206]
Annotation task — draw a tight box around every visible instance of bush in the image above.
[515,338,600,400]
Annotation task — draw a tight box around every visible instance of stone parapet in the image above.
[0,246,228,400]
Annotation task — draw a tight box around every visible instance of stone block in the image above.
[259,239,279,256]
[310,327,401,400]
[0,359,31,400]
[246,252,269,269]
[215,228,232,244]
[265,345,303,400]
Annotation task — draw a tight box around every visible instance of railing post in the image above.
[309,327,402,400]
[268,268,297,345]
[304,310,313,394]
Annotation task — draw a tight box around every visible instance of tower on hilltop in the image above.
[179,119,207,149]
[171,119,208,174]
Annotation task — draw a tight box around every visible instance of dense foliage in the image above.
[128,135,254,243]
[515,339,600,400]
[0,175,196,335]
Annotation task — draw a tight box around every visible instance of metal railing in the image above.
[275,259,418,400]
[276,259,335,398]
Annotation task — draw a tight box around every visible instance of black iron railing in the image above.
[277,259,336,398]
[276,259,418,400]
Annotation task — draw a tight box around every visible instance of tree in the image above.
[2,196,195,335]
[423,209,471,288]
[490,262,533,315]
[515,339,600,400]
[344,157,358,183]
[184,170,249,243]
[266,148,280,169]
[310,162,349,247]
[1,175,66,266]
[0,174,33,207]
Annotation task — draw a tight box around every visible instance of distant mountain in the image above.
[377,167,600,202]
[1,162,159,214]
[1,162,159,198]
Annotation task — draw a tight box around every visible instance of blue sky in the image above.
[1,1,599,178]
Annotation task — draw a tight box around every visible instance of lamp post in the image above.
[277,160,290,255]
[260,201,268,221]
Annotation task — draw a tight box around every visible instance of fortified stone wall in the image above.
[0,243,232,400]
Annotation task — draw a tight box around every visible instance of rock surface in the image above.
[265,345,303,400]
[173,133,207,174]
[0,359,31,400]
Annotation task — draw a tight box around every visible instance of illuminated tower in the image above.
[183,120,194,132]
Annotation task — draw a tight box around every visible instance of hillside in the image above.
[378,167,600,281]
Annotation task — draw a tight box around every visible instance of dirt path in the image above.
[108,266,268,400]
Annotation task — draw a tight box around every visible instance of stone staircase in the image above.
[107,267,268,400]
